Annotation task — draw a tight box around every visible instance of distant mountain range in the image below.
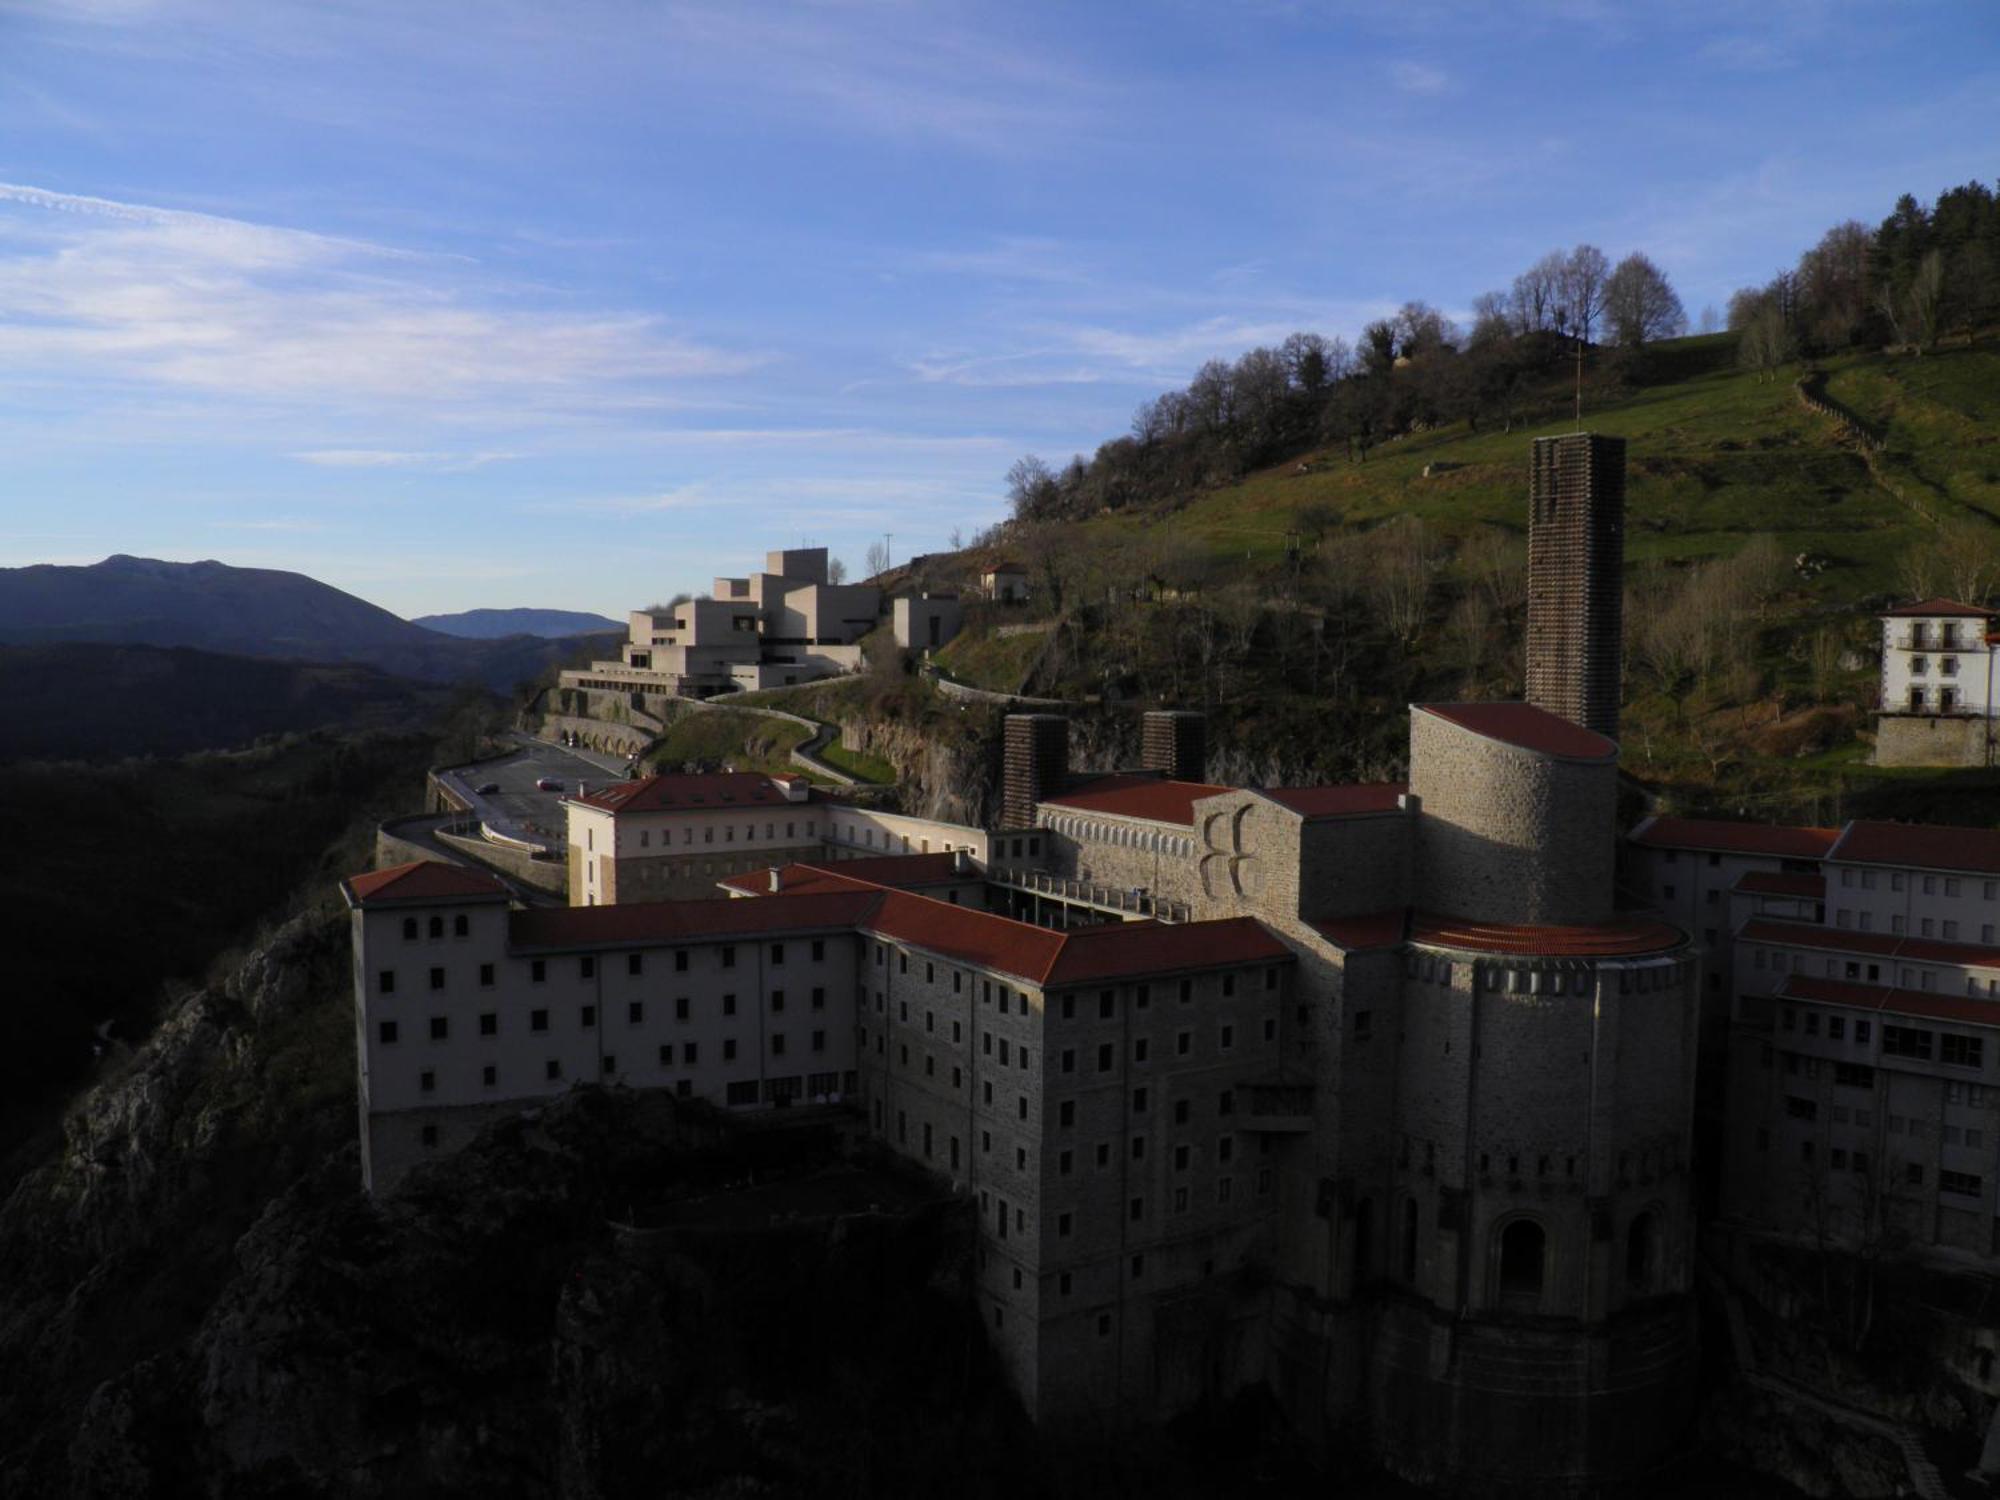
[0,556,618,691]
[412,607,624,639]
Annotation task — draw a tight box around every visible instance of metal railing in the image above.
[988,864,1189,923]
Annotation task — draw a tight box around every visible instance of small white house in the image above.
[982,562,1029,602]
[1875,599,1999,766]
[1880,599,1997,716]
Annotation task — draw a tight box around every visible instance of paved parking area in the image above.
[438,732,636,850]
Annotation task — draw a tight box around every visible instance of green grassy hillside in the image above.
[1089,337,1996,593]
[928,336,2000,819]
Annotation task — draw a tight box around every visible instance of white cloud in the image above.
[1388,60,1450,95]
[0,181,760,413]
[291,449,521,470]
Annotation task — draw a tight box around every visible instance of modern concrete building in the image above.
[560,547,881,699]
[892,592,964,653]
[1874,599,1999,767]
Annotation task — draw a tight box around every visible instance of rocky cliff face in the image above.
[0,906,1029,1499]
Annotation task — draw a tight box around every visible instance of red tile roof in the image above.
[1410,911,1684,957]
[344,861,509,906]
[1774,973,2000,1029]
[1629,816,1840,860]
[1313,910,1408,951]
[1041,773,1234,827]
[718,853,967,898]
[1311,907,1684,957]
[504,867,1290,987]
[1736,871,1827,899]
[571,772,815,815]
[861,890,1289,987]
[1829,820,2000,876]
[1881,598,1997,619]
[1258,783,1407,820]
[511,891,879,949]
[1415,702,1617,761]
[1741,917,2000,971]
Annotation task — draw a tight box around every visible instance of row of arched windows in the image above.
[1044,813,1195,860]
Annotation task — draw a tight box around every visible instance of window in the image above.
[530,959,546,983]
[580,1005,596,1028]
[771,943,785,966]
[378,1020,398,1044]
[1097,1043,1114,1072]
[546,1059,561,1080]
[1220,1024,1234,1050]
[683,1042,697,1063]
[1906,1162,1926,1187]
[722,994,737,1016]
[429,1015,448,1041]
[478,962,494,988]
[1883,1025,1934,1060]
[674,950,689,973]
[1942,1170,1983,1198]
[1059,1101,1075,1128]
[1943,1034,1984,1069]
[723,1039,737,1061]
[530,1008,549,1033]
[1133,1038,1149,1064]
[1061,1048,1076,1074]
[429,967,445,991]
[720,945,736,970]
[378,969,397,994]
[772,1034,786,1057]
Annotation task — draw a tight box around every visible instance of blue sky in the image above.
[0,0,1994,618]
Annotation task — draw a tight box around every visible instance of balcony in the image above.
[986,864,1190,923]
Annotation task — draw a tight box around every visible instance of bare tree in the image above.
[1604,252,1688,348]
[826,557,848,585]
[864,539,890,578]
[1808,625,1843,701]
[1557,245,1612,345]
[1366,517,1442,644]
[1698,304,1721,335]
[1511,251,1567,333]
[1739,304,1795,381]
[1907,249,1946,354]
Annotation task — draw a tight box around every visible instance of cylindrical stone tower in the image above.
[1408,702,1618,927]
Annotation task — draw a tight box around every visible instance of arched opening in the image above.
[1626,1211,1657,1294]
[1401,1198,1419,1284]
[427,915,443,939]
[1497,1219,1546,1310]
[1352,1198,1374,1290]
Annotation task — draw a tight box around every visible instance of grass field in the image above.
[1068,340,2000,612]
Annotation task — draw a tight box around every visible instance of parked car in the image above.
[535,777,562,792]
[475,781,501,795]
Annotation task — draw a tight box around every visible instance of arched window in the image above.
[1626,1211,1657,1294]
[427,915,443,939]
[1497,1219,1546,1309]
[1401,1198,1419,1284]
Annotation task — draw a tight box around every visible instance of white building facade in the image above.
[1875,599,2000,767]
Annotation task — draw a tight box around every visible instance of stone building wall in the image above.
[1874,714,1994,767]
[1409,712,1615,926]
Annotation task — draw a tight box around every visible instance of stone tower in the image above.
[1525,434,1626,740]
[1140,710,1206,782]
